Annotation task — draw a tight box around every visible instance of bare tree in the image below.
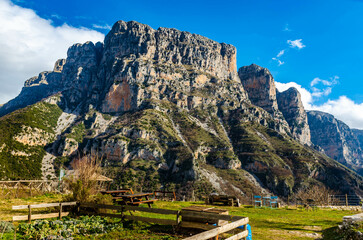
[65,154,102,203]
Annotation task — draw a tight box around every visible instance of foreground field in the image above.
[0,194,358,239]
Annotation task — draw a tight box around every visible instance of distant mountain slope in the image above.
[308,111,363,174]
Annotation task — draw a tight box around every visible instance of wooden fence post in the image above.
[287,195,289,206]
[59,203,63,219]
[327,195,330,206]
[345,194,348,206]
[28,205,31,223]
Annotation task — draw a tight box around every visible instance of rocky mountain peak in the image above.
[238,64,290,134]
[238,64,280,116]
[277,87,311,145]
[53,59,66,73]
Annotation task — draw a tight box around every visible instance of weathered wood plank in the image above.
[182,217,249,240]
[123,205,177,215]
[124,215,177,225]
[81,203,124,211]
[13,202,76,210]
[224,230,249,240]
[181,211,244,222]
[61,202,77,206]
[13,212,69,221]
[180,221,218,230]
[81,203,178,215]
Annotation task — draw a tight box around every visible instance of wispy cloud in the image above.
[92,23,112,30]
[272,49,286,66]
[309,76,338,97]
[310,76,339,87]
[287,39,305,49]
[283,23,291,32]
[272,57,285,66]
[276,50,285,57]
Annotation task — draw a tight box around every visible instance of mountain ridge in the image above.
[0,20,361,199]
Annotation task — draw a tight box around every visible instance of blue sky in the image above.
[1,0,363,129]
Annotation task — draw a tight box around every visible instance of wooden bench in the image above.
[114,193,157,208]
[207,194,240,207]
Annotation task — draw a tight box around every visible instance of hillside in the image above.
[0,20,362,199]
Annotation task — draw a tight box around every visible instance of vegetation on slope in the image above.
[0,102,63,179]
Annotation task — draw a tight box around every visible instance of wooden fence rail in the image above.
[12,202,77,222]
[80,203,180,226]
[12,202,249,240]
[0,180,65,198]
[81,203,249,240]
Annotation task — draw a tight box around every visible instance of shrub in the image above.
[92,193,114,213]
[64,154,103,203]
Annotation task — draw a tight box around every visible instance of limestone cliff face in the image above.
[353,129,363,149]
[98,20,246,114]
[238,64,290,135]
[307,111,363,172]
[277,87,311,145]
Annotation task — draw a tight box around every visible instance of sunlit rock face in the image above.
[277,87,311,146]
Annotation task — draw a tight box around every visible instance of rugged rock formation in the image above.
[307,111,363,173]
[277,87,311,145]
[352,129,363,148]
[0,20,362,198]
[238,64,290,134]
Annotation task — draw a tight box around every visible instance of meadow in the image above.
[0,194,358,240]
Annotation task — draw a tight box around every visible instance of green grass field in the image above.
[0,194,359,239]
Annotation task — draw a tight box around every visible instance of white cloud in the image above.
[272,57,285,66]
[287,39,305,49]
[276,81,363,129]
[92,23,112,30]
[277,50,285,57]
[0,0,104,104]
[310,76,339,87]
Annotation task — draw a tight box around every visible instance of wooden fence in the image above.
[0,180,64,198]
[11,202,250,239]
[12,202,77,222]
[80,203,249,240]
[328,194,362,206]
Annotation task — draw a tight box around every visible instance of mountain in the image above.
[0,20,361,199]
[308,111,363,175]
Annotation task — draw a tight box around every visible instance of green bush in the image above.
[17,216,122,239]
[92,193,114,213]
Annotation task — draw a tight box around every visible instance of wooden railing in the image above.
[0,180,64,198]
[12,202,249,240]
[12,202,77,222]
[81,203,249,240]
[80,203,180,226]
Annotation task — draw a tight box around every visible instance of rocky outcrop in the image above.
[238,64,290,134]
[352,129,363,149]
[97,20,248,114]
[277,87,311,145]
[307,111,363,172]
